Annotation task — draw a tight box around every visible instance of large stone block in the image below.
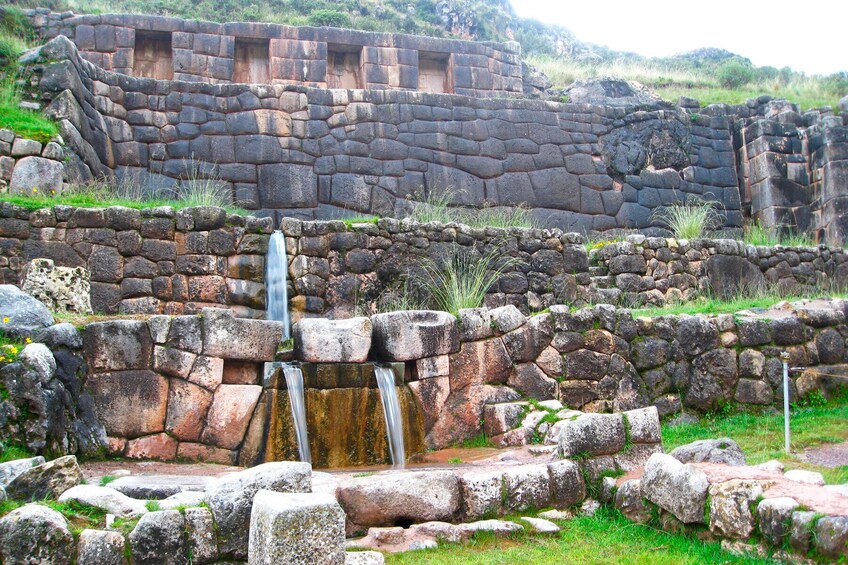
[9,156,64,195]
[205,461,311,560]
[0,504,73,565]
[83,320,153,371]
[558,413,625,458]
[547,460,585,508]
[201,384,262,450]
[337,470,461,526]
[0,284,54,339]
[507,363,558,400]
[248,490,345,565]
[641,453,709,524]
[202,308,285,361]
[294,317,372,363]
[459,470,504,521]
[449,338,511,390]
[87,371,168,437]
[371,310,459,361]
[6,455,82,501]
[21,258,92,314]
[257,164,317,208]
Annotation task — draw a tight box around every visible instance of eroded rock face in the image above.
[248,490,345,565]
[337,470,461,527]
[21,259,92,314]
[77,528,126,565]
[205,461,311,559]
[757,497,799,547]
[0,503,73,565]
[641,453,708,524]
[0,284,54,338]
[294,317,372,363]
[565,78,666,109]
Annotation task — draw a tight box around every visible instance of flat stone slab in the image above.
[109,475,213,499]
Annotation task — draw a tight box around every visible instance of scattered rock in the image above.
[184,506,218,564]
[520,516,560,533]
[579,499,601,516]
[59,484,148,517]
[669,438,746,466]
[249,490,345,565]
[205,461,311,559]
[457,519,523,536]
[6,455,83,501]
[784,469,825,486]
[537,509,573,521]
[9,156,64,195]
[77,528,126,565]
[754,460,784,474]
[614,479,650,523]
[129,510,188,565]
[708,480,763,539]
[757,497,799,547]
[0,503,73,565]
[0,456,46,487]
[641,453,709,524]
[815,516,848,559]
[345,551,386,564]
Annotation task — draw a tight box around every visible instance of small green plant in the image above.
[744,220,815,247]
[176,160,233,208]
[418,245,521,316]
[352,471,376,478]
[145,500,161,512]
[99,475,118,486]
[458,433,494,449]
[447,457,463,464]
[716,59,755,89]
[652,198,723,240]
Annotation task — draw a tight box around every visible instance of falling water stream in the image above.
[266,231,290,339]
[374,366,406,468]
[282,363,311,464]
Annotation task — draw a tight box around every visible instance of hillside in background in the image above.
[4,0,848,108]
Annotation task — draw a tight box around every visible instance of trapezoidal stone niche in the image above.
[256,362,426,469]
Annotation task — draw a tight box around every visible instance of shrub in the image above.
[418,245,520,316]
[306,9,351,28]
[652,198,723,240]
[715,59,755,89]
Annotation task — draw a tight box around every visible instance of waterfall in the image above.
[266,231,290,339]
[282,363,311,464]
[374,366,406,469]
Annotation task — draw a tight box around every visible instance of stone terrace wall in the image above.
[26,10,522,97]
[21,37,745,234]
[78,299,848,464]
[2,204,846,317]
[0,202,274,316]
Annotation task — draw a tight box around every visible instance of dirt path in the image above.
[801,441,848,468]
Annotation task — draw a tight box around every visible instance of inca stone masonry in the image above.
[12,10,848,245]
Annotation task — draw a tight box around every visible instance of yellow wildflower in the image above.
[2,317,8,323]
[25,337,32,344]
[10,346,18,354]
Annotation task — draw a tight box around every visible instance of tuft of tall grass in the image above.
[418,245,520,316]
[407,189,536,230]
[744,220,815,247]
[652,198,723,240]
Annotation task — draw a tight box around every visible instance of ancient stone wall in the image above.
[78,299,848,464]
[26,10,522,97]
[23,36,745,234]
[0,202,274,317]
[0,130,67,195]
[2,204,846,317]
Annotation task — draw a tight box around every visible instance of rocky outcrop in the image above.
[0,504,73,565]
[6,455,83,501]
[0,284,54,338]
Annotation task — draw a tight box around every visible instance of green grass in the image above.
[631,290,848,318]
[663,391,848,485]
[652,199,722,240]
[457,433,495,449]
[744,221,815,248]
[0,440,34,463]
[408,190,537,230]
[386,506,773,564]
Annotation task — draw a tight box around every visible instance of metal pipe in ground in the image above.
[781,351,791,454]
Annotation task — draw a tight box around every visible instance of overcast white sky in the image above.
[510,1,847,75]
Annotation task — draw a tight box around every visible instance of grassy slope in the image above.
[386,506,773,564]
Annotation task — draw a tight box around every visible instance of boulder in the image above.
[0,456,46,487]
[708,479,763,539]
[371,310,459,361]
[21,259,92,314]
[9,156,64,195]
[59,484,148,517]
[488,305,526,334]
[6,455,83,501]
[547,460,586,508]
[337,470,461,526]
[757,497,799,547]
[205,461,311,559]
[202,308,285,361]
[0,503,73,564]
[790,510,816,554]
[502,464,551,511]
[0,284,54,338]
[669,438,746,466]
[185,506,218,564]
[129,510,188,565]
[815,516,848,560]
[558,413,625,458]
[77,529,126,565]
[614,479,650,523]
[294,317,372,363]
[641,453,709,524]
[248,490,345,565]
[565,77,665,108]
[784,469,824,485]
